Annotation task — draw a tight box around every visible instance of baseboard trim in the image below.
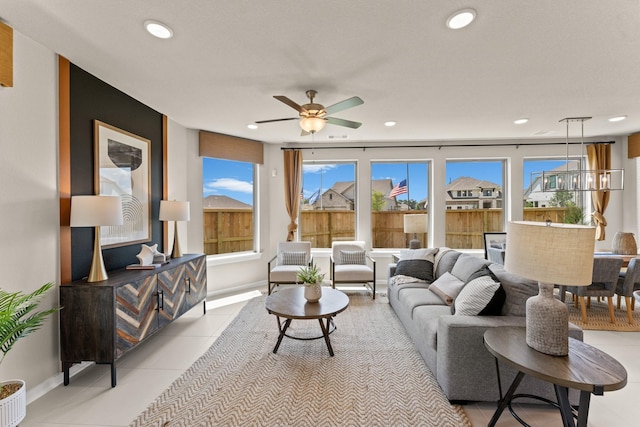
[26,361,94,405]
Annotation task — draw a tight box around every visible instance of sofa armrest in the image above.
[435,315,583,401]
[388,263,397,279]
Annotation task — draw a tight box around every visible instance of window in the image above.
[523,158,588,224]
[301,162,356,248]
[445,160,504,249]
[202,158,255,255]
[371,161,429,248]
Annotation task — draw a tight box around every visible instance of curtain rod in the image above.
[280,140,615,150]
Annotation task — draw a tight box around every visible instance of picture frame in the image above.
[483,232,507,260]
[94,120,151,248]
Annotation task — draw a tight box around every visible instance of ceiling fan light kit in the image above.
[256,89,363,136]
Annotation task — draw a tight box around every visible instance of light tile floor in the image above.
[21,291,640,427]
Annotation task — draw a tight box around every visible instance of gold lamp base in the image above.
[171,220,183,258]
[87,226,108,282]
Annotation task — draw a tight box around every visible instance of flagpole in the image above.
[406,163,410,210]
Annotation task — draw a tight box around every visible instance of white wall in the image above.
[0,32,59,398]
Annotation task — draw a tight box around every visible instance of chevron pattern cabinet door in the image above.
[115,275,159,358]
[185,255,207,311]
[157,263,187,327]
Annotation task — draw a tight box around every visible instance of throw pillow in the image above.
[280,251,307,265]
[340,250,366,265]
[394,248,439,282]
[452,275,506,316]
[428,272,465,305]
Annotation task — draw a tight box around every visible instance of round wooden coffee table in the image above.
[264,287,349,356]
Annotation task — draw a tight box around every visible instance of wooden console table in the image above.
[484,327,627,427]
[59,253,207,387]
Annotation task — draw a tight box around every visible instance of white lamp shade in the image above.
[504,221,596,286]
[403,214,428,234]
[70,195,123,227]
[299,116,326,133]
[159,200,190,221]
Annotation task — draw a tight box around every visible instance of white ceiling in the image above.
[2,0,640,144]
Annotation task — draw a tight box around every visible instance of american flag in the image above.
[389,179,407,198]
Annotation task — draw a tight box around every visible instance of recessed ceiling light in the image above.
[144,20,173,39]
[514,118,529,125]
[247,124,258,130]
[384,121,397,127]
[608,115,627,122]
[446,9,476,29]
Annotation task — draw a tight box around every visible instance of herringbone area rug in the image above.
[129,292,471,427]
[566,297,640,331]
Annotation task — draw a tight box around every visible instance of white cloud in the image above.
[204,178,253,194]
[303,164,337,174]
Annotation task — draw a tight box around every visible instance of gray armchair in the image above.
[330,241,376,299]
[267,241,312,295]
[559,256,623,324]
[615,257,640,324]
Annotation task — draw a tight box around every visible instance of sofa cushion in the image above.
[398,288,445,319]
[489,264,539,316]
[428,272,465,305]
[453,275,506,316]
[394,248,439,282]
[450,254,491,282]
[434,248,461,279]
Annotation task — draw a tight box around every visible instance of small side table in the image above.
[484,327,627,427]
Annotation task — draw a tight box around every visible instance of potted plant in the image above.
[0,282,60,427]
[296,264,325,303]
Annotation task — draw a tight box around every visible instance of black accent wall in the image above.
[70,64,163,281]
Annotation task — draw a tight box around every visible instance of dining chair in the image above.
[559,256,623,324]
[615,257,640,324]
[267,241,312,295]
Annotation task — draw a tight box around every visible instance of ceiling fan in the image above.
[256,90,364,135]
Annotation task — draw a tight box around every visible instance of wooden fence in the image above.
[202,207,572,254]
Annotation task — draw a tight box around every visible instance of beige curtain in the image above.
[587,144,611,241]
[283,150,303,241]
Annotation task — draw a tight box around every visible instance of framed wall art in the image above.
[94,120,151,248]
[483,232,507,261]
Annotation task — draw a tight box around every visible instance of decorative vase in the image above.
[0,380,26,427]
[526,282,569,356]
[304,282,322,303]
[612,232,637,255]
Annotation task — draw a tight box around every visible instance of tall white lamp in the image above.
[505,221,595,356]
[70,195,123,283]
[404,214,428,249]
[159,200,190,258]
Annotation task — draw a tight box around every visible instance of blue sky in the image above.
[203,158,569,206]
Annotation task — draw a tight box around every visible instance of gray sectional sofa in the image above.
[388,248,583,403]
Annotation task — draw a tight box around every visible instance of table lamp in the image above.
[159,200,190,258]
[70,195,123,282]
[505,221,595,356]
[404,214,428,249]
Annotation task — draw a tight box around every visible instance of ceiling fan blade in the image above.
[255,117,298,124]
[274,95,307,113]
[300,129,311,137]
[326,117,362,129]
[324,96,364,115]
